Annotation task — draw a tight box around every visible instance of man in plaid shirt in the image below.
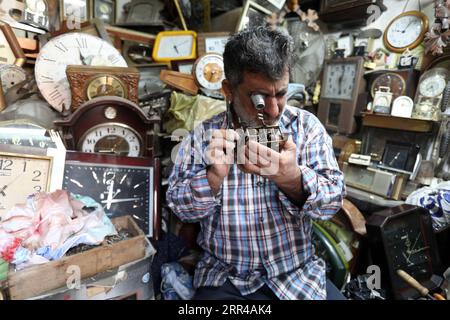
[167,27,345,300]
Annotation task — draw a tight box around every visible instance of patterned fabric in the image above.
[166,106,345,300]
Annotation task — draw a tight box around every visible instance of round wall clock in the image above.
[54,96,160,158]
[35,32,127,113]
[383,11,429,53]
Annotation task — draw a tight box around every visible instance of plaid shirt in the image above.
[166,106,345,300]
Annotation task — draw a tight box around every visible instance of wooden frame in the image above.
[39,18,111,45]
[236,0,272,32]
[383,11,429,53]
[0,21,26,67]
[63,151,161,240]
[59,0,90,24]
[90,0,116,25]
[105,25,155,53]
[197,32,230,56]
[318,56,366,134]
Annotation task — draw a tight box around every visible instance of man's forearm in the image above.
[273,166,305,207]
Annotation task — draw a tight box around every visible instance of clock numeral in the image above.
[32,170,42,182]
[34,185,42,192]
[108,54,120,64]
[107,127,116,134]
[86,138,95,145]
[95,130,103,137]
[76,37,88,49]
[23,161,27,172]
[49,89,62,100]
[0,159,13,171]
[54,41,68,52]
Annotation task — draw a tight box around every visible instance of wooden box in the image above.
[7,215,147,300]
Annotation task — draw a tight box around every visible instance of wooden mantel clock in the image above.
[54,96,160,158]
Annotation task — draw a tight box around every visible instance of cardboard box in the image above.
[7,215,150,300]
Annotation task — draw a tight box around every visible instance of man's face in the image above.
[224,70,289,128]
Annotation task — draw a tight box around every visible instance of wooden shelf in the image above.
[361,113,435,132]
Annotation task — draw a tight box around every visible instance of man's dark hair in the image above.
[223,26,294,88]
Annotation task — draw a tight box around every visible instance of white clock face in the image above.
[35,33,127,112]
[80,123,141,157]
[386,15,424,49]
[204,36,228,55]
[391,96,414,117]
[156,34,194,59]
[419,75,447,98]
[194,54,225,91]
[0,31,16,64]
[0,64,27,92]
[322,63,356,100]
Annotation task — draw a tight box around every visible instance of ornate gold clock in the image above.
[54,96,160,158]
[66,65,140,111]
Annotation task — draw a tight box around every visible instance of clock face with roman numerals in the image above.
[35,32,127,112]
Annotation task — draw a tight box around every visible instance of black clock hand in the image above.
[402,19,414,33]
[78,48,87,66]
[173,45,180,54]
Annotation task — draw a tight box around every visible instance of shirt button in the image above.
[264,255,269,260]
[256,181,263,187]
[260,216,264,222]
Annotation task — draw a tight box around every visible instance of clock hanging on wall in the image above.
[54,96,161,158]
[317,56,366,134]
[383,11,429,53]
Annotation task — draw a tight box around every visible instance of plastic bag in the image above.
[160,262,195,300]
[405,181,450,231]
[164,91,226,134]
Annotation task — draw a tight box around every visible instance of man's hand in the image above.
[238,136,304,205]
[205,129,239,195]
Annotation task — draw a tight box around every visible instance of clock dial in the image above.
[371,73,406,99]
[153,31,196,62]
[35,33,127,112]
[204,36,228,55]
[391,96,414,118]
[63,162,153,236]
[0,64,27,92]
[94,0,115,24]
[79,123,142,157]
[86,75,126,100]
[419,75,447,97]
[384,11,429,52]
[0,153,52,218]
[323,63,356,100]
[62,0,88,22]
[193,53,225,91]
[384,214,432,279]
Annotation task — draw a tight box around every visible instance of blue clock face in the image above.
[63,162,153,236]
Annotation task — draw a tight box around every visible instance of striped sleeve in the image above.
[166,126,221,223]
